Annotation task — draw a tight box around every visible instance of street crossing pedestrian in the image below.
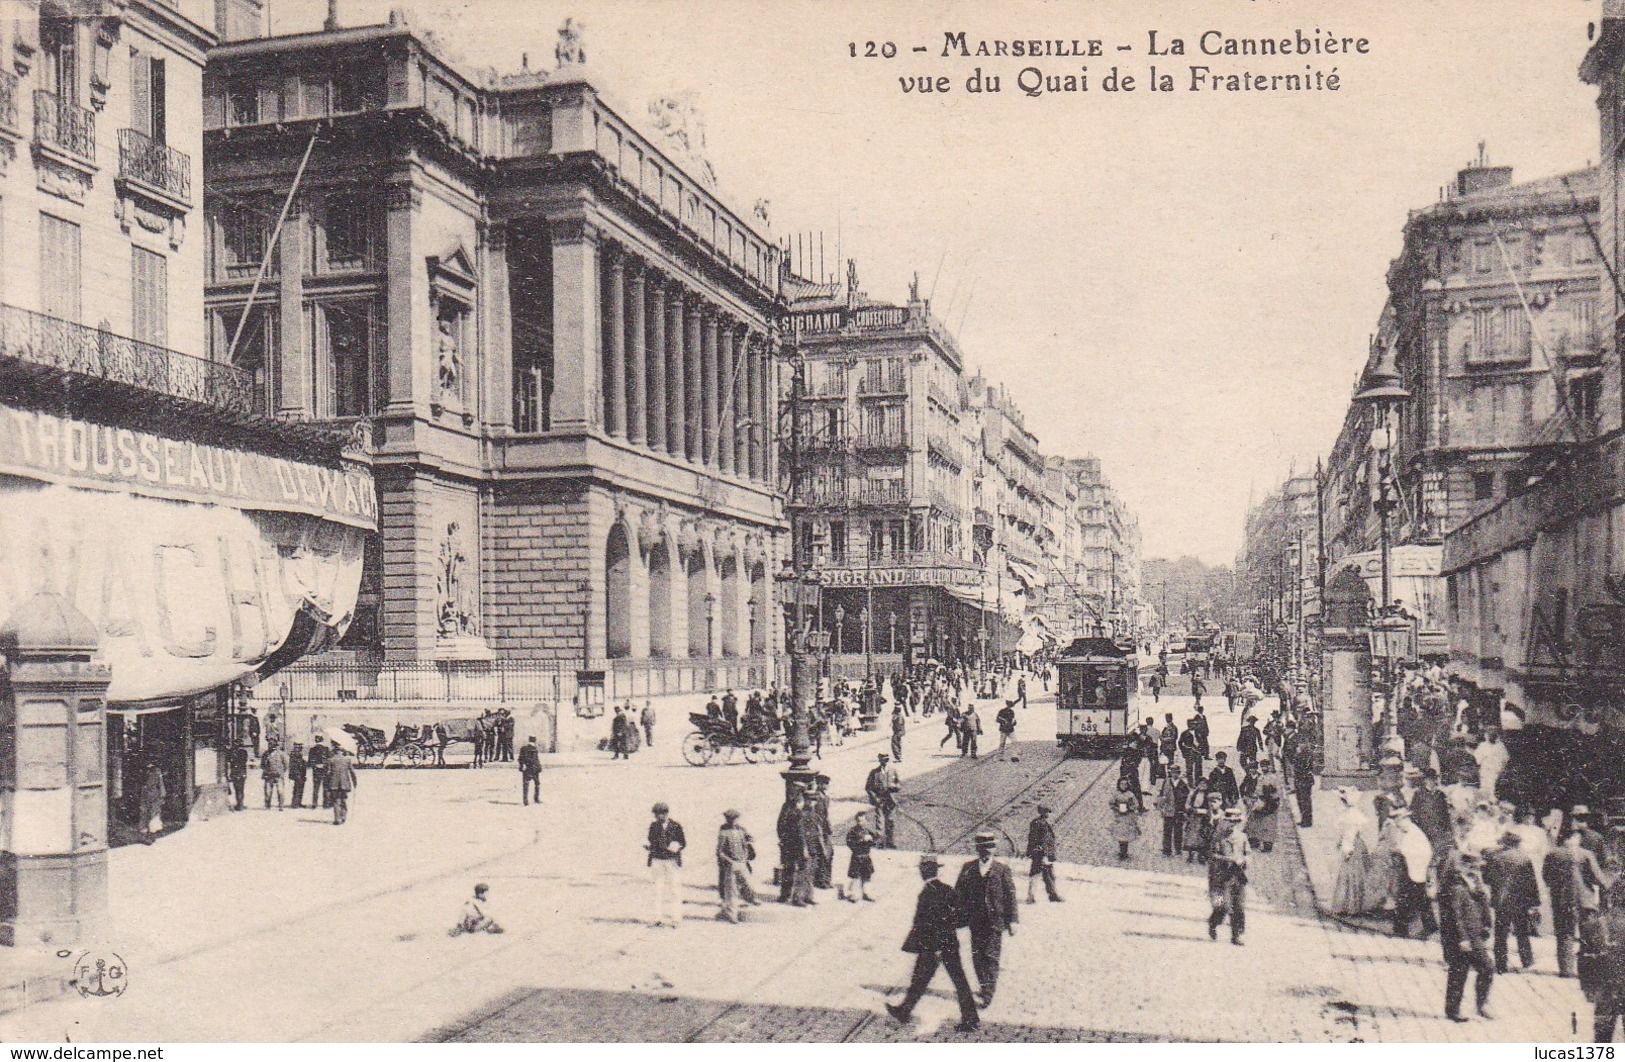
[326,747,357,825]
[646,802,687,928]
[1440,850,1495,1021]
[308,736,330,808]
[288,743,307,810]
[1025,806,1062,903]
[866,754,901,849]
[886,855,980,1033]
[1110,777,1143,861]
[715,810,759,923]
[1156,762,1189,857]
[843,811,878,902]
[518,736,542,806]
[1207,805,1249,945]
[956,832,1018,1007]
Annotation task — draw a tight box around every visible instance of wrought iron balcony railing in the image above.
[33,90,94,164]
[0,303,258,414]
[0,71,18,133]
[118,128,192,205]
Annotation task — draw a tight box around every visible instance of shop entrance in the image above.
[107,706,192,847]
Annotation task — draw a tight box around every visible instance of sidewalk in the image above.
[1289,789,1582,1040]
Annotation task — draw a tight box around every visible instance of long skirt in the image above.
[1331,832,1375,915]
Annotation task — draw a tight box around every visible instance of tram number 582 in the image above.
[849,41,898,58]
[1076,718,1098,733]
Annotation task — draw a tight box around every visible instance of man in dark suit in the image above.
[1546,828,1610,978]
[886,855,979,1033]
[1025,806,1062,903]
[518,736,543,806]
[1207,752,1240,806]
[307,736,329,808]
[956,831,1018,1007]
[1410,768,1454,858]
[1485,830,1539,973]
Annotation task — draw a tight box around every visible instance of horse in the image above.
[432,711,502,766]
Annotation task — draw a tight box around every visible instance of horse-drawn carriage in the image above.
[339,712,504,767]
[682,711,782,766]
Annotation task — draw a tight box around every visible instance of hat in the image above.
[878,753,890,761]
[1573,804,1593,818]
[1459,849,1483,863]
[652,802,670,815]
[1499,831,1522,847]
[1224,806,1244,821]
[723,809,741,821]
[919,854,942,871]
[816,773,831,784]
[473,882,489,895]
[974,831,998,848]
[1036,804,1051,816]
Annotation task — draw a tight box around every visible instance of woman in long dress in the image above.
[1183,780,1210,862]
[1331,787,1376,915]
[1109,777,1142,861]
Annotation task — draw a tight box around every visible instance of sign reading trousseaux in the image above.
[0,405,375,703]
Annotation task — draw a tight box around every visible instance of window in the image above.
[1568,372,1603,424]
[1468,305,1530,365]
[131,248,168,347]
[212,304,275,390]
[228,78,259,125]
[219,204,270,276]
[39,214,81,322]
[1575,231,1596,263]
[1473,242,1494,274]
[332,61,369,114]
[1472,471,1496,502]
[130,51,166,142]
[829,521,846,565]
[869,520,884,562]
[41,18,76,102]
[322,302,375,417]
[323,196,372,270]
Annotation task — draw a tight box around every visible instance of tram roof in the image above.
[1057,637,1136,661]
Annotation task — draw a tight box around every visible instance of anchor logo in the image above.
[72,952,128,999]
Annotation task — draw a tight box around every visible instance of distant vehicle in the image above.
[1167,636,1187,654]
[1055,637,1138,756]
[1185,632,1216,666]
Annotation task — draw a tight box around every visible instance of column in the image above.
[384,183,424,413]
[702,309,720,468]
[626,259,647,447]
[276,203,309,417]
[685,299,704,462]
[745,335,762,482]
[757,335,775,486]
[605,248,627,437]
[547,215,601,431]
[647,272,667,454]
[667,286,687,460]
[731,324,749,476]
[482,222,513,432]
[718,320,736,477]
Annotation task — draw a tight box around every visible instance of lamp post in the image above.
[779,330,816,805]
[888,610,898,654]
[1354,341,1413,742]
[834,605,846,659]
[704,592,716,659]
[861,605,872,681]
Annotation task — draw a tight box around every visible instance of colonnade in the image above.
[599,242,774,485]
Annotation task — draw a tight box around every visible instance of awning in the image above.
[1006,558,1044,590]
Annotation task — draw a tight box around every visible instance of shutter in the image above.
[131,51,151,138]
[151,58,166,143]
[40,215,81,322]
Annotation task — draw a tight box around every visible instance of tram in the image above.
[1054,636,1139,755]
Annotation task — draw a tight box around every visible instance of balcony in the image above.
[0,71,18,135]
[0,303,258,414]
[33,90,95,168]
[853,429,908,451]
[118,128,192,208]
[798,481,911,507]
[858,371,908,396]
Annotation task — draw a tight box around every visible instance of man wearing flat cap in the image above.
[887,855,980,1033]
[1025,806,1062,904]
[866,753,901,849]
[956,831,1017,1007]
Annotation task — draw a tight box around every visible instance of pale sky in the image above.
[281,0,1600,564]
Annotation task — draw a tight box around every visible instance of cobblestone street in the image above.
[0,681,1587,1042]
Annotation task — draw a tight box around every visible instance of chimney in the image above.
[1456,140,1512,197]
[324,0,340,32]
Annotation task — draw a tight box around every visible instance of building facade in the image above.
[1239,475,1320,672]
[208,17,785,740]
[1322,158,1601,659]
[0,0,372,944]
[1442,7,1625,807]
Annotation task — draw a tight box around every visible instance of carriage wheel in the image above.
[404,745,425,766]
[682,732,713,767]
[742,744,761,764]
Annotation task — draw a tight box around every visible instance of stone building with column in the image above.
[205,16,784,734]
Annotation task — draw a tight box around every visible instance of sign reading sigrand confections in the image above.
[815,566,980,588]
[0,406,376,530]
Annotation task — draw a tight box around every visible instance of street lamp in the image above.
[888,610,899,654]
[704,592,717,659]
[860,605,872,681]
[834,604,846,658]
[1355,342,1413,740]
